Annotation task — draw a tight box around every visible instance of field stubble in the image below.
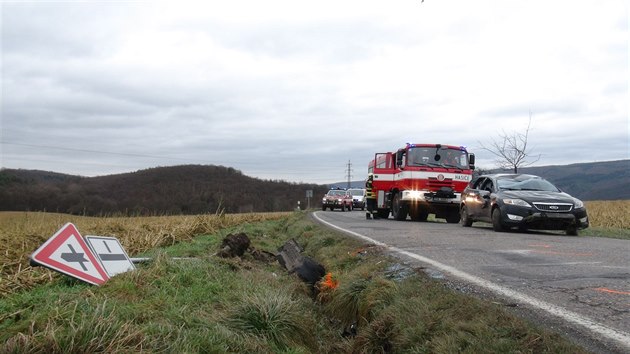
[584,200,630,229]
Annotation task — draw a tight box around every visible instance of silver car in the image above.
[347,188,367,211]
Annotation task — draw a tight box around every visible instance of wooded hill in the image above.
[511,160,630,201]
[0,165,329,216]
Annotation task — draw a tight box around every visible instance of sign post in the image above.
[306,190,313,210]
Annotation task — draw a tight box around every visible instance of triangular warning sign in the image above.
[30,223,110,285]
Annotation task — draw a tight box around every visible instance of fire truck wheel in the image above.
[377,209,390,219]
[445,211,460,224]
[410,209,428,222]
[391,192,408,221]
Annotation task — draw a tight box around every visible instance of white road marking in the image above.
[485,262,604,267]
[313,212,630,351]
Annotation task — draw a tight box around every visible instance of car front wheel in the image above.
[566,226,578,236]
[492,208,506,232]
[460,205,473,227]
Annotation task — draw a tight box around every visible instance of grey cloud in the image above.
[2,3,134,59]
[179,17,413,64]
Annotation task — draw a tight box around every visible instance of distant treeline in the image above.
[508,160,630,201]
[0,165,330,216]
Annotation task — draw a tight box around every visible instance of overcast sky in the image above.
[1,0,627,184]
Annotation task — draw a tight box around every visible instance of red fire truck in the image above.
[368,143,475,223]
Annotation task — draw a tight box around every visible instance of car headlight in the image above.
[503,198,531,207]
[573,198,584,209]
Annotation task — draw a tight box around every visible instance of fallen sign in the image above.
[30,223,136,285]
[85,235,135,277]
[30,223,110,285]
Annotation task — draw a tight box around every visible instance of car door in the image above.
[476,177,495,221]
[465,177,487,218]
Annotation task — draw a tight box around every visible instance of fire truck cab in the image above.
[368,143,475,223]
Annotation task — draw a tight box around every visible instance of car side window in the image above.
[481,179,494,192]
[472,177,486,190]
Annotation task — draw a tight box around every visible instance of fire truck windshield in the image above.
[408,147,468,169]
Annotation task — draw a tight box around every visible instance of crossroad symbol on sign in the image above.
[85,236,135,277]
[30,223,110,285]
[61,244,89,271]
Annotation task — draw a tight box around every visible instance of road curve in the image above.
[312,210,630,354]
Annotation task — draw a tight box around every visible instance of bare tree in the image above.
[478,112,541,173]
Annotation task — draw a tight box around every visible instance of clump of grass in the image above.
[3,300,148,353]
[323,268,398,329]
[227,289,316,350]
[351,312,398,354]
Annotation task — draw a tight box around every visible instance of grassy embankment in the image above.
[6,205,628,353]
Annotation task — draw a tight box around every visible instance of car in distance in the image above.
[347,188,367,210]
[460,174,589,235]
[322,188,354,211]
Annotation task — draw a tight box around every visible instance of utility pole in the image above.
[345,160,353,189]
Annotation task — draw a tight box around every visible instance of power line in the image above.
[345,160,353,189]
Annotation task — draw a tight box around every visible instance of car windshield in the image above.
[348,189,364,196]
[408,147,468,169]
[327,190,346,196]
[497,176,560,192]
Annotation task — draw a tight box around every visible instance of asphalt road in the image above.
[312,210,630,354]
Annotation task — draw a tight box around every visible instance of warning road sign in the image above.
[85,236,135,277]
[30,223,109,285]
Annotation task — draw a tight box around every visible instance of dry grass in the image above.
[0,211,290,297]
[584,200,630,229]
